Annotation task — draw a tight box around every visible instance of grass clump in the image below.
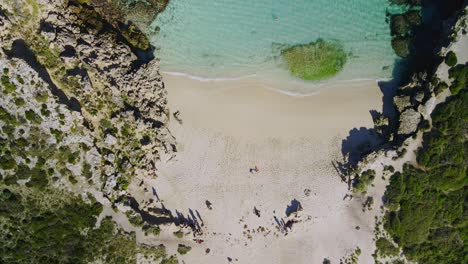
[177,244,191,255]
[281,39,347,80]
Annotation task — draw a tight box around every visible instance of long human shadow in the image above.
[116,194,206,233]
[339,0,466,171]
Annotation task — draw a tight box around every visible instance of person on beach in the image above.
[249,165,260,174]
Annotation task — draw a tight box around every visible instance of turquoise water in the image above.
[149,0,397,84]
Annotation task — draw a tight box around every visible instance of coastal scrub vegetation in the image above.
[375,237,399,257]
[383,63,467,263]
[177,244,192,255]
[352,169,376,193]
[280,39,347,80]
[0,184,166,263]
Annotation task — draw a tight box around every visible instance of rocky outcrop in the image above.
[393,95,412,112]
[18,0,177,185]
[398,108,421,135]
[0,0,176,241]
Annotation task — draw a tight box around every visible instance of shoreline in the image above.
[150,74,384,263]
[161,69,390,96]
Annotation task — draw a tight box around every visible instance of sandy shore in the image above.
[150,75,383,263]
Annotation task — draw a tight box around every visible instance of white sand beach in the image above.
[147,75,384,263]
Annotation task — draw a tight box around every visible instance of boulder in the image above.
[398,109,421,135]
[394,95,412,112]
[392,37,411,58]
[391,15,410,36]
[414,91,425,103]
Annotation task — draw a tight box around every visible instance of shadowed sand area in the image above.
[152,74,383,263]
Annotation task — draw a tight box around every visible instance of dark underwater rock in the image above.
[391,37,411,57]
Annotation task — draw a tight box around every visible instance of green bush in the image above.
[16,75,25,85]
[160,256,178,264]
[0,155,16,170]
[448,64,467,95]
[173,230,184,238]
[281,39,347,80]
[434,82,448,95]
[1,75,16,93]
[352,169,376,193]
[177,244,191,255]
[25,110,42,124]
[14,97,26,106]
[35,91,49,103]
[144,225,161,236]
[0,107,18,125]
[444,51,457,67]
[376,237,399,257]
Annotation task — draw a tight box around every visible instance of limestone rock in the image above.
[394,95,412,112]
[398,108,421,135]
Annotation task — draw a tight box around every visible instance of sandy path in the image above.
[150,75,383,263]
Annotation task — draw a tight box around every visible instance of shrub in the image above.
[376,237,399,257]
[160,256,178,264]
[35,91,49,103]
[116,176,129,190]
[0,155,16,170]
[173,230,184,238]
[25,110,42,124]
[16,75,25,85]
[177,244,191,255]
[448,64,467,95]
[14,97,25,106]
[353,169,376,193]
[434,82,448,95]
[144,225,161,236]
[1,75,16,93]
[444,51,457,67]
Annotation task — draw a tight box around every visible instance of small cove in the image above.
[147,0,400,90]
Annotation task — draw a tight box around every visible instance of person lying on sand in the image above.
[249,165,260,174]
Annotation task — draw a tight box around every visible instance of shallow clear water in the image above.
[148,0,397,84]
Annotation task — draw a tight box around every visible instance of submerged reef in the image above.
[280,39,347,81]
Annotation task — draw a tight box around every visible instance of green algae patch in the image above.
[281,39,347,80]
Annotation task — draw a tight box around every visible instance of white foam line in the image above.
[264,86,321,97]
[163,70,392,97]
[162,71,257,82]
